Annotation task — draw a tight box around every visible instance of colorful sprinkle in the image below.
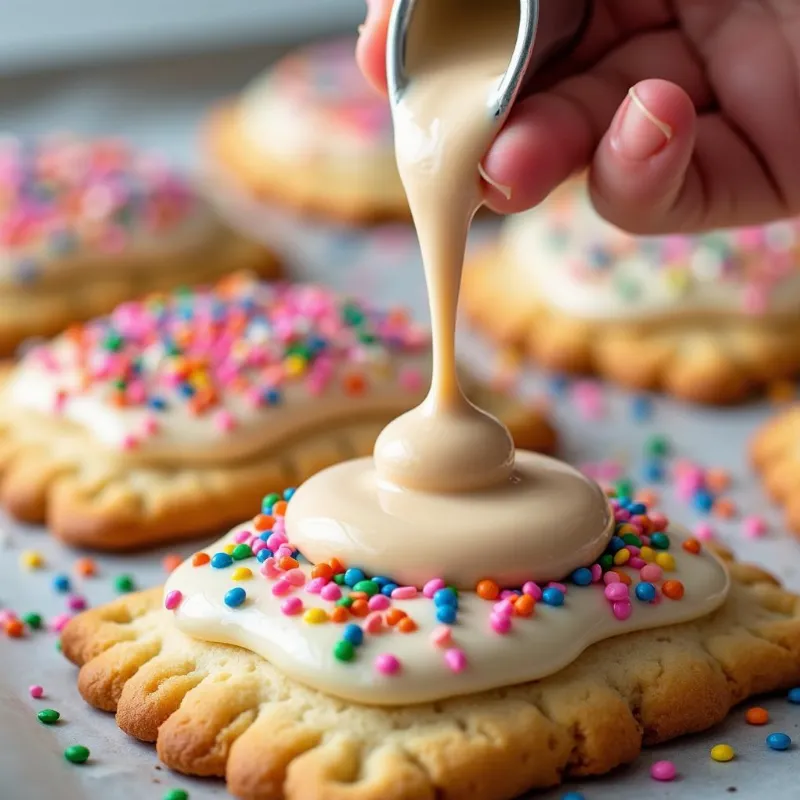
[766,732,792,751]
[164,590,183,611]
[710,744,735,762]
[37,709,60,725]
[650,760,677,781]
[375,654,401,675]
[224,587,246,608]
[745,707,769,725]
[64,745,90,764]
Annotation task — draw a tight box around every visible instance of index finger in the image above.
[356,0,392,94]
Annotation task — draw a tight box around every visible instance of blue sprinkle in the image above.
[542,588,565,607]
[766,732,792,751]
[263,388,281,406]
[642,459,664,483]
[630,395,653,422]
[436,605,457,624]
[224,587,246,608]
[178,383,195,398]
[148,396,167,411]
[433,588,458,608]
[52,574,71,593]
[548,374,569,397]
[343,624,364,646]
[372,576,391,587]
[570,568,592,586]
[211,553,233,569]
[344,568,366,588]
[607,536,626,554]
[788,687,800,704]
[283,487,296,501]
[381,583,399,597]
[628,503,647,515]
[616,497,632,508]
[256,549,273,563]
[635,582,657,603]
[259,531,272,541]
[561,793,586,800]
[693,490,715,514]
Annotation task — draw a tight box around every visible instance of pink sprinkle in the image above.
[320,583,342,601]
[603,572,620,585]
[305,577,326,594]
[430,626,452,648]
[164,590,182,611]
[375,653,401,675]
[275,544,294,560]
[67,595,87,611]
[522,582,542,601]
[547,582,567,593]
[280,597,303,616]
[490,613,512,634]
[121,434,139,451]
[399,366,424,392]
[650,760,677,782]
[29,685,44,699]
[493,599,514,618]
[444,648,468,673]
[234,530,250,544]
[49,613,72,633]
[141,415,159,436]
[605,583,629,602]
[271,579,291,596]
[261,558,281,579]
[285,569,306,587]
[368,594,390,611]
[639,564,663,583]
[591,564,603,582]
[499,589,518,601]
[266,533,287,551]
[626,545,641,556]
[423,578,445,598]
[391,586,417,600]
[214,410,236,432]
[615,508,631,522]
[743,515,768,539]
[0,610,17,624]
[251,539,268,555]
[649,512,669,532]
[628,557,646,570]
[364,612,384,634]
[612,601,633,621]
[694,522,715,542]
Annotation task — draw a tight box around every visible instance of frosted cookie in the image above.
[204,38,407,223]
[463,181,800,404]
[752,407,800,535]
[61,493,800,800]
[0,275,554,550]
[0,135,280,354]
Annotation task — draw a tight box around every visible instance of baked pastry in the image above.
[61,492,800,800]
[0,274,555,550]
[0,134,280,355]
[204,38,407,224]
[462,180,800,404]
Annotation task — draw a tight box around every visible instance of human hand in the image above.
[357,0,800,234]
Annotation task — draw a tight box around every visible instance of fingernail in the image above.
[612,87,673,161]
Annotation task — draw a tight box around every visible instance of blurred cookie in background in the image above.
[0,134,281,355]
[203,38,408,225]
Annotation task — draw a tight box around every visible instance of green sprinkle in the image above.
[37,709,60,725]
[614,479,634,498]
[598,554,614,572]
[112,377,127,391]
[232,544,253,561]
[342,303,365,327]
[104,332,123,352]
[621,534,642,548]
[650,532,670,550]
[114,574,135,593]
[333,573,346,586]
[163,790,189,800]
[55,640,62,652]
[645,435,670,457]
[23,612,42,630]
[64,745,90,764]
[336,597,354,608]
[358,332,377,345]
[262,492,280,509]
[333,640,356,662]
[352,580,379,597]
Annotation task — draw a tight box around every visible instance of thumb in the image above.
[589,79,698,235]
[356,0,393,95]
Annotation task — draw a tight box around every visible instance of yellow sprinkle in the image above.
[613,548,631,566]
[223,543,236,555]
[616,524,637,536]
[20,550,44,570]
[639,546,655,563]
[710,744,735,762]
[655,552,676,571]
[231,567,252,581]
[284,354,307,377]
[303,608,328,625]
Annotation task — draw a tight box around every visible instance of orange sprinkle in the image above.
[5,619,24,638]
[328,557,346,575]
[682,538,701,555]
[745,707,769,725]
[191,552,211,567]
[350,599,370,617]
[514,595,536,617]
[74,557,97,577]
[331,606,349,623]
[349,591,368,602]
[610,569,632,586]
[311,564,333,581]
[253,514,275,531]
[662,580,685,600]
[476,579,500,601]
[162,554,183,574]
[386,608,407,626]
[272,500,288,517]
[343,373,367,396]
[713,498,737,519]
[635,489,659,507]
[397,617,417,633]
[705,468,731,493]
[109,391,127,408]
[279,556,299,571]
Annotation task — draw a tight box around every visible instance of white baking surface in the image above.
[1,47,799,800]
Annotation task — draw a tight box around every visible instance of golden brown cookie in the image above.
[203,39,409,225]
[0,275,554,550]
[462,183,800,405]
[0,135,280,356]
[61,546,800,800]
